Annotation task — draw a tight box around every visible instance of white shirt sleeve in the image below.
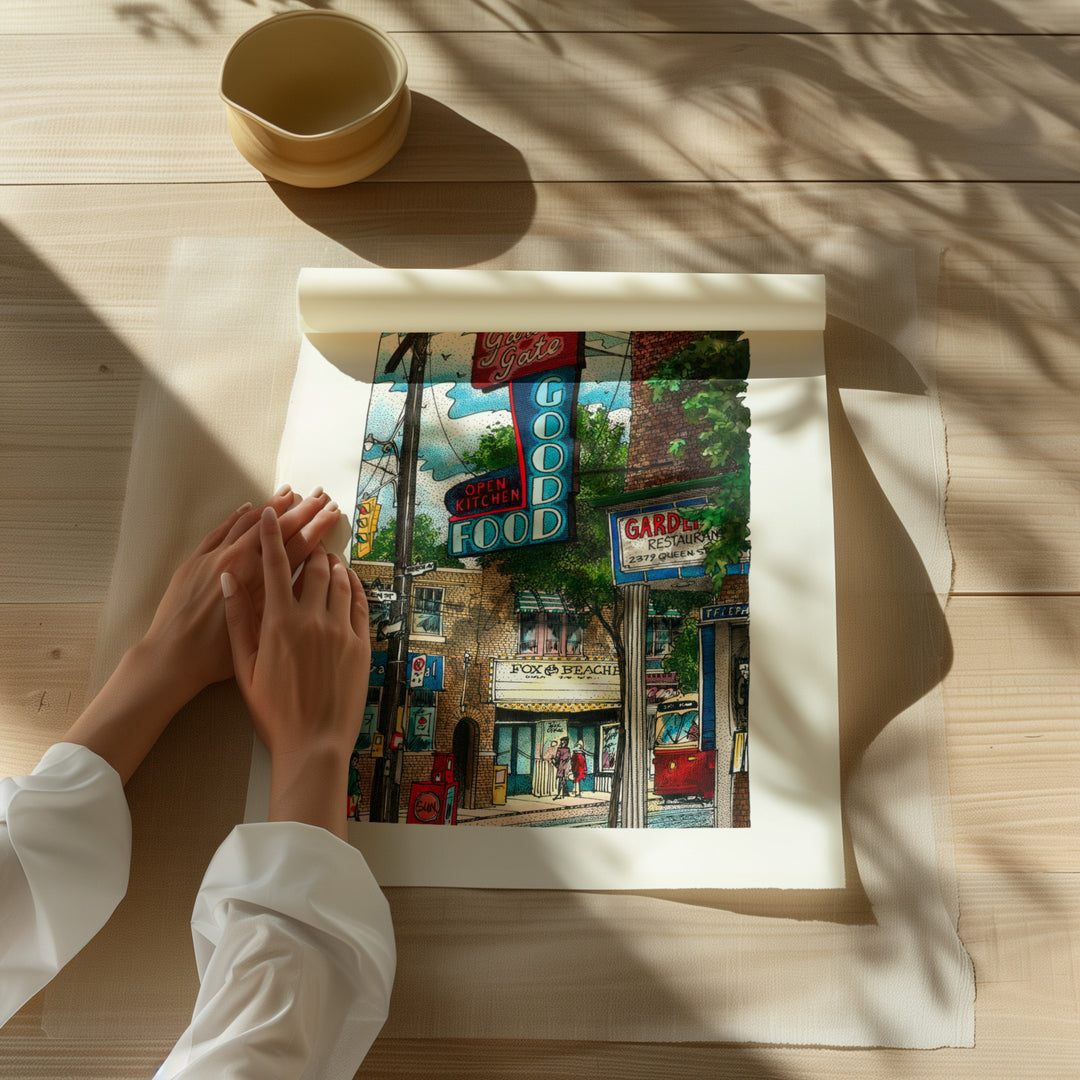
[154,821,396,1080]
[0,742,132,1026]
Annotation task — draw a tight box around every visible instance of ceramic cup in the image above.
[220,10,410,187]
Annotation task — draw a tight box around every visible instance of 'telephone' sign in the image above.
[446,333,580,558]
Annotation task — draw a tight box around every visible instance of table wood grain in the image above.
[1,2,1077,1077]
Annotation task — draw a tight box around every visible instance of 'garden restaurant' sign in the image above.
[608,496,719,585]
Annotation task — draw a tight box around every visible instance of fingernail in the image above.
[220,572,236,599]
[311,485,324,499]
[275,483,291,497]
[261,505,276,526]
[236,501,253,514]
[325,500,339,515]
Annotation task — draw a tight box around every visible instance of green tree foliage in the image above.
[367,513,464,569]
[645,331,750,575]
[661,615,700,696]
[460,423,517,472]
[465,404,628,637]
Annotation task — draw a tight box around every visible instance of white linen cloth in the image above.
[1,743,396,1079]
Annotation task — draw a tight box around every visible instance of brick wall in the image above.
[626,330,715,491]
[717,572,749,604]
[732,771,750,827]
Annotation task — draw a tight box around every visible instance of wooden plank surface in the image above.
[1,33,1078,183]
[0,872,1074,1078]
[4,0,1080,35]
[2,182,1077,596]
[944,597,1080,872]
[1,0,1078,1076]
[0,604,97,774]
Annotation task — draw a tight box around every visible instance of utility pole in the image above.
[618,581,650,828]
[369,333,429,823]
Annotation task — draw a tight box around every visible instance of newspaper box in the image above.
[406,780,458,825]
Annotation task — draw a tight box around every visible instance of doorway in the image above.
[494,723,535,797]
[452,717,479,809]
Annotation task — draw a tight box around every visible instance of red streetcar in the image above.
[652,694,715,801]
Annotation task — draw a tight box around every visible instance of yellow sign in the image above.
[353,496,381,560]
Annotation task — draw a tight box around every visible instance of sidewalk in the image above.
[456,791,612,827]
[455,790,669,827]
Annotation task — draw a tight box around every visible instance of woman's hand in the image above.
[142,487,344,703]
[62,488,347,784]
[222,507,370,837]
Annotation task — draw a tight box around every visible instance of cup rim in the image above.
[219,9,408,141]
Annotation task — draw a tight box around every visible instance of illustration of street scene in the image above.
[346,329,751,828]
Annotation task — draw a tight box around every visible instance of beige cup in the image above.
[220,10,410,187]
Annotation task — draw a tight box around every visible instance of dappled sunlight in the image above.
[1,0,1074,1068]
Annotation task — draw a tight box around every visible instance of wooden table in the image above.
[1,2,1077,1077]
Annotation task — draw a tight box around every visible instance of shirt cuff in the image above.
[0,743,131,1023]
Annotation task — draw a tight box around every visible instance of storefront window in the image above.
[600,723,620,774]
[494,723,535,797]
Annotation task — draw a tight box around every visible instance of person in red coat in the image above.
[570,739,588,797]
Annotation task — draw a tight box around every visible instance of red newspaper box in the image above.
[406,781,458,825]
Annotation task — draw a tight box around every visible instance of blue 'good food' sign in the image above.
[446,360,580,558]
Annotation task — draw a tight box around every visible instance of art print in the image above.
[345,329,752,832]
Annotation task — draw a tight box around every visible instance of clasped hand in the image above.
[64,486,370,815]
[222,507,371,837]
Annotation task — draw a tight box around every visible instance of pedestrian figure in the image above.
[553,736,571,799]
[571,739,587,797]
[348,750,363,820]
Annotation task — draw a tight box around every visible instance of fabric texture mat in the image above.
[43,234,974,1048]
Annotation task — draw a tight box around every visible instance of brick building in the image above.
[348,558,625,815]
[349,561,486,814]
[626,330,709,488]
[608,330,752,828]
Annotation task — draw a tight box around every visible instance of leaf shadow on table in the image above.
[0,221,272,1070]
[112,0,335,44]
[374,314,962,1056]
[269,93,537,267]
[10,0,1080,1068]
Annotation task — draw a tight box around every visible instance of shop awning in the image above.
[514,593,566,613]
[513,593,681,617]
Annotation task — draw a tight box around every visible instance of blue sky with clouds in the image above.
[354,331,634,538]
